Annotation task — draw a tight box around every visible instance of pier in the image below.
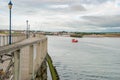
[0,34,59,80]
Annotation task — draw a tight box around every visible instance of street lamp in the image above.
[8,1,13,44]
[26,20,29,38]
[28,24,30,37]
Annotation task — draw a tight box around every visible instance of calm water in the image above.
[48,36,120,80]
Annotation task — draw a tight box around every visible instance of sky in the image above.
[0,0,120,32]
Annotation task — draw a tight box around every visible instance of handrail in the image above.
[0,37,47,55]
[0,34,26,47]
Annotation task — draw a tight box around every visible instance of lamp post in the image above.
[26,20,29,38]
[8,1,13,44]
[28,24,30,37]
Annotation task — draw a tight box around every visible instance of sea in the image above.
[47,36,120,80]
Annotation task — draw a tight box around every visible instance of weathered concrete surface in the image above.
[0,34,26,47]
[0,37,46,55]
[0,37,47,80]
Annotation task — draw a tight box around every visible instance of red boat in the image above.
[72,39,78,43]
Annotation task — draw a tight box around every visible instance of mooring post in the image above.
[14,49,20,80]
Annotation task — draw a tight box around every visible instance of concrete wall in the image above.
[0,34,26,46]
[0,35,47,80]
[17,37,47,80]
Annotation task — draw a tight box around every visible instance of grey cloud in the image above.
[48,4,86,12]
[13,0,86,16]
[103,27,120,32]
[1,0,119,32]
[60,15,120,32]
[81,15,120,27]
[80,0,114,4]
[18,0,113,4]
[70,4,86,11]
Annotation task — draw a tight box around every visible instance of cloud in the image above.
[82,15,120,27]
[80,0,114,5]
[0,0,120,32]
[70,4,86,11]
[50,4,69,8]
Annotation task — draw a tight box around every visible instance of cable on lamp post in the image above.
[8,1,13,44]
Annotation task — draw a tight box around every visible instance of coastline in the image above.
[70,34,120,38]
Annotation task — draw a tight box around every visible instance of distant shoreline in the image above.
[0,30,120,38]
[70,33,120,38]
[82,34,120,38]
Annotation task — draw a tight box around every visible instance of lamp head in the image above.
[26,20,28,23]
[8,1,13,9]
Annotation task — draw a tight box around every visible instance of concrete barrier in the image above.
[0,34,26,47]
[0,36,47,80]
